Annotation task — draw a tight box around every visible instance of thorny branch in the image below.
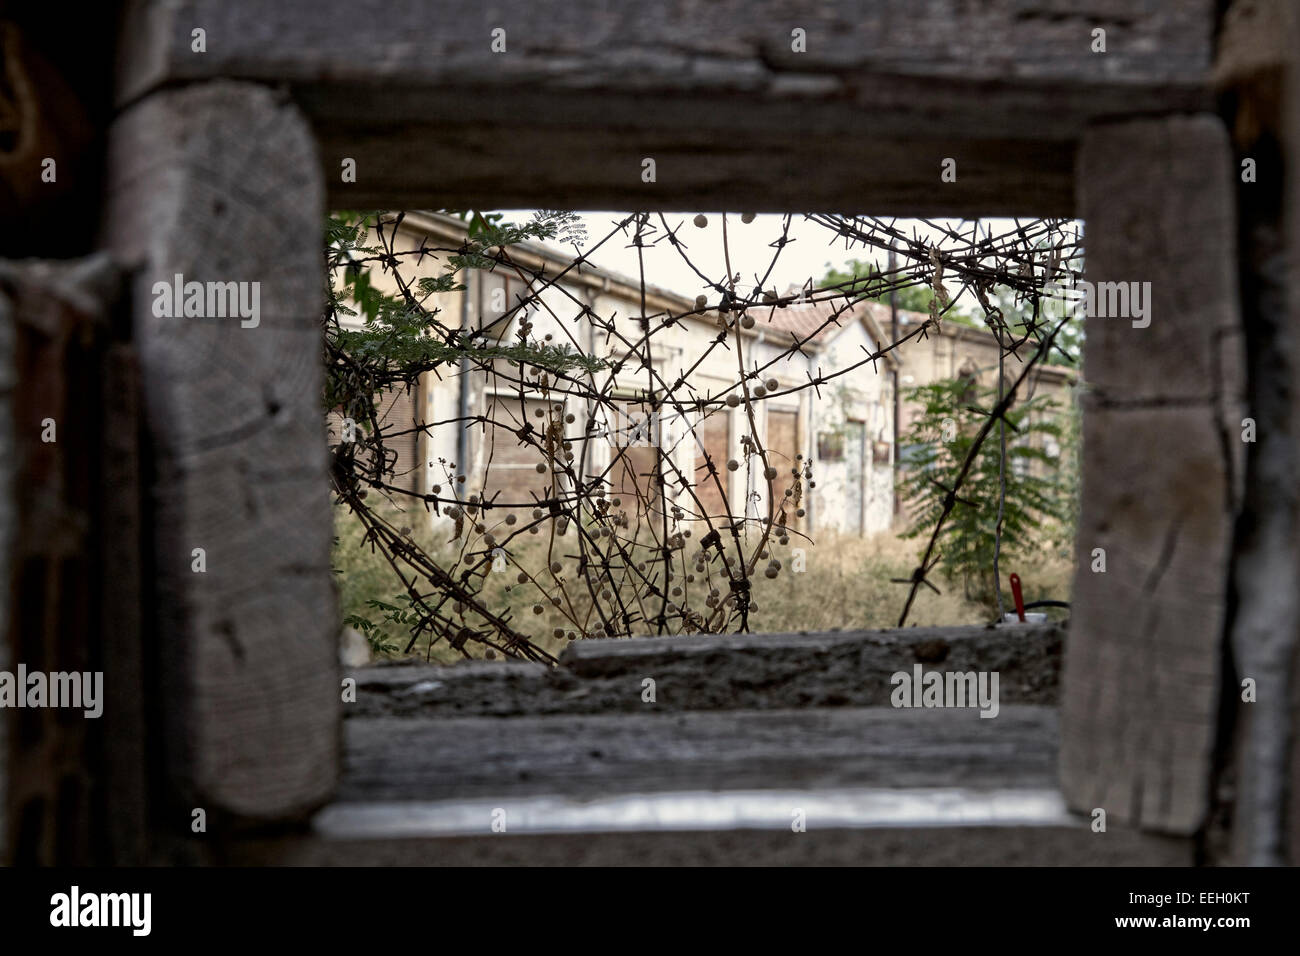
[324,211,1082,660]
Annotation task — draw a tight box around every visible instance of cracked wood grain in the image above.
[115,0,1214,216]
[100,82,338,821]
[1061,115,1241,835]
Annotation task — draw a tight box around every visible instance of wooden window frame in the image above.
[52,0,1285,864]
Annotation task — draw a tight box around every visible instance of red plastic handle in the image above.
[1009,573,1026,622]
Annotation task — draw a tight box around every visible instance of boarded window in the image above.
[377,387,420,492]
[610,401,662,519]
[817,431,845,461]
[326,385,420,492]
[766,408,799,470]
[690,408,731,518]
[481,393,567,509]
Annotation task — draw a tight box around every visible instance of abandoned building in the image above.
[336,214,1076,538]
[333,212,902,536]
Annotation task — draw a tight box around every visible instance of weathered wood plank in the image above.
[350,623,1063,717]
[1206,0,1298,867]
[117,0,1215,215]
[340,707,1059,802]
[236,816,1194,866]
[0,257,128,863]
[0,268,13,864]
[119,0,1213,95]
[1285,0,1300,868]
[235,704,1192,865]
[1061,115,1240,834]
[99,343,149,862]
[100,82,338,821]
[317,787,1076,838]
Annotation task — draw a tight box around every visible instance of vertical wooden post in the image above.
[0,256,128,864]
[0,273,13,863]
[1062,115,1243,834]
[102,82,338,822]
[1286,4,1300,866]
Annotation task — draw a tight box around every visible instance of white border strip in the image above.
[314,788,1076,839]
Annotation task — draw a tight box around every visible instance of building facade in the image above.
[331,213,901,538]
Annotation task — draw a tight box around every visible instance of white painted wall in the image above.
[339,218,894,538]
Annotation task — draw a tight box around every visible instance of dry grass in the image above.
[332,500,1074,664]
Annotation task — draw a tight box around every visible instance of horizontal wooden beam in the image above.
[340,707,1059,802]
[118,0,1215,216]
[350,622,1063,716]
[236,815,1194,865]
[314,787,1077,838]
[230,705,1194,864]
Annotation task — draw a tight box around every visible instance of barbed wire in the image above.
[325,211,1082,660]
